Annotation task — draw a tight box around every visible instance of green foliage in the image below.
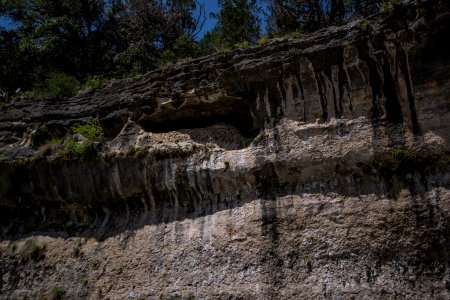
[380,0,402,13]
[85,75,104,90]
[0,0,201,91]
[172,35,198,58]
[28,72,80,100]
[157,35,199,68]
[81,277,89,287]
[21,72,79,100]
[44,120,104,160]
[391,149,419,172]
[198,29,232,55]
[31,125,50,146]
[71,120,104,142]
[285,29,303,39]
[73,239,84,258]
[209,0,261,49]
[257,36,269,46]
[359,19,372,31]
[267,0,383,34]
[45,138,62,146]
[128,145,149,159]
[368,158,390,175]
[23,241,46,262]
[234,40,250,50]
[363,149,442,176]
[18,154,41,166]
[51,287,65,299]
[58,139,97,160]
[43,72,79,98]
[158,50,177,68]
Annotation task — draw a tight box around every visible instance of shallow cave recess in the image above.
[137,95,260,140]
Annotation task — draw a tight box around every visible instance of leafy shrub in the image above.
[158,49,177,68]
[380,0,402,13]
[71,120,104,142]
[23,241,46,262]
[392,149,419,172]
[359,19,372,31]
[18,154,41,166]
[285,29,303,38]
[31,125,50,146]
[81,277,88,287]
[73,239,84,258]
[127,145,149,159]
[369,158,390,175]
[234,40,250,50]
[157,35,199,68]
[257,36,269,46]
[85,75,104,90]
[46,138,62,146]
[39,72,79,99]
[172,35,198,58]
[363,149,442,176]
[58,139,97,160]
[51,287,65,300]
[55,120,103,160]
[197,29,232,55]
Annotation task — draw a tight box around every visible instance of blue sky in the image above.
[0,16,16,30]
[196,1,220,37]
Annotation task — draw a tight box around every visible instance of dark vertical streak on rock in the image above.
[251,82,267,131]
[261,197,280,299]
[338,48,348,117]
[267,79,285,125]
[327,68,340,119]
[295,74,307,122]
[277,78,287,104]
[381,59,404,123]
[398,47,421,134]
[358,42,383,122]
[315,73,328,121]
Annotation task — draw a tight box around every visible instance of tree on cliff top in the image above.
[199,0,261,52]
[265,0,382,35]
[0,0,108,91]
[0,0,203,92]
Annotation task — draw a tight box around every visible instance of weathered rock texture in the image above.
[1,1,450,299]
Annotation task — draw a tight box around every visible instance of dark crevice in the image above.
[267,79,285,122]
[253,83,269,129]
[357,42,384,123]
[381,59,403,123]
[315,73,328,121]
[295,74,307,122]
[326,67,340,119]
[398,47,421,134]
[337,49,348,118]
[142,113,254,136]
[139,96,259,137]
[277,78,287,102]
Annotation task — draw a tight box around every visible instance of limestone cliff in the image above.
[1,1,450,299]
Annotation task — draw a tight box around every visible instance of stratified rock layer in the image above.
[0,2,449,299]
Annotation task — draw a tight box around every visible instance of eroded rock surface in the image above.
[0,1,450,299]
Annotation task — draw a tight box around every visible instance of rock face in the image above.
[1,1,450,299]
